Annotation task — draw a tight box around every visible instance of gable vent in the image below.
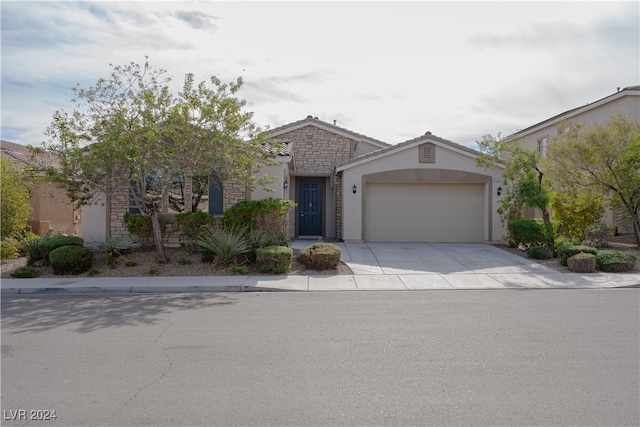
[419,143,436,163]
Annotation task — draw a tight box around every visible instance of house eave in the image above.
[504,86,640,141]
[336,133,502,172]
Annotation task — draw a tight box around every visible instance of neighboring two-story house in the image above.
[502,85,640,233]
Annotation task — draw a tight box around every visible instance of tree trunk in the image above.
[150,211,168,263]
[542,208,555,256]
[631,206,640,249]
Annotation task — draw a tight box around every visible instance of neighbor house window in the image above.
[537,137,548,157]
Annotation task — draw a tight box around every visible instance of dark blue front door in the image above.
[299,179,323,235]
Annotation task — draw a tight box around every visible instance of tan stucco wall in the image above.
[340,142,505,241]
[515,93,639,151]
[250,158,290,201]
[28,181,80,236]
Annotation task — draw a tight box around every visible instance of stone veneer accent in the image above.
[274,126,353,174]
[110,176,248,247]
[612,208,634,234]
[107,124,356,244]
[335,173,343,240]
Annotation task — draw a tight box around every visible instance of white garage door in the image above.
[364,183,485,242]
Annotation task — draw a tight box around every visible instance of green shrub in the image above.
[298,243,342,270]
[123,212,153,245]
[552,191,604,240]
[41,236,84,265]
[178,258,192,265]
[10,267,40,278]
[223,199,296,231]
[231,264,248,275]
[197,225,250,265]
[508,219,559,248]
[88,268,101,277]
[106,255,117,269]
[557,245,598,266]
[1,237,21,260]
[49,245,93,275]
[595,250,637,272]
[125,261,138,267]
[175,212,217,252]
[567,253,597,273]
[245,229,290,262]
[222,199,295,249]
[584,222,615,247]
[526,245,552,259]
[145,268,159,275]
[256,246,292,274]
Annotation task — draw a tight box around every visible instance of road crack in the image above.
[117,313,174,413]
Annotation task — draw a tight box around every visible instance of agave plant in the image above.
[197,225,249,265]
[19,233,50,266]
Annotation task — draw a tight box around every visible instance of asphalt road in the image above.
[1,290,639,426]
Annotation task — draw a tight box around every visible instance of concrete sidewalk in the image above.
[2,272,638,294]
[3,241,638,294]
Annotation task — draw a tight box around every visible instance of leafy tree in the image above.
[552,188,604,240]
[476,134,555,255]
[546,113,640,247]
[0,157,33,237]
[45,58,276,262]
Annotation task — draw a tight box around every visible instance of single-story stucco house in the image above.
[85,116,506,245]
[1,140,81,237]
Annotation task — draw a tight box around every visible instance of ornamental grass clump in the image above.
[595,250,637,272]
[197,225,249,265]
[298,243,341,270]
[567,253,596,273]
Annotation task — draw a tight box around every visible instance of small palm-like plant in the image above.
[19,234,50,266]
[197,225,249,266]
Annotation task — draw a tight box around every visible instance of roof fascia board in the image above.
[337,137,499,172]
[505,89,639,140]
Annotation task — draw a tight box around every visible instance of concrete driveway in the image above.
[292,241,557,275]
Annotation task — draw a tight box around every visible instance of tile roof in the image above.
[268,116,390,148]
[0,140,60,170]
[261,141,293,157]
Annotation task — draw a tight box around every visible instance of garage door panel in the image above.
[364,183,484,242]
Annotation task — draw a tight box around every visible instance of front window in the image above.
[537,136,548,157]
[131,171,224,214]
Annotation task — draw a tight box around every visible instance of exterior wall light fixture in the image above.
[497,186,502,196]
[353,184,357,194]
[284,179,289,190]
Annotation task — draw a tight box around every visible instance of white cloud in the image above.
[2,1,638,147]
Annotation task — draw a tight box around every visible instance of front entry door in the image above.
[299,179,323,235]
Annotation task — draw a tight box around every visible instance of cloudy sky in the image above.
[2,1,638,149]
